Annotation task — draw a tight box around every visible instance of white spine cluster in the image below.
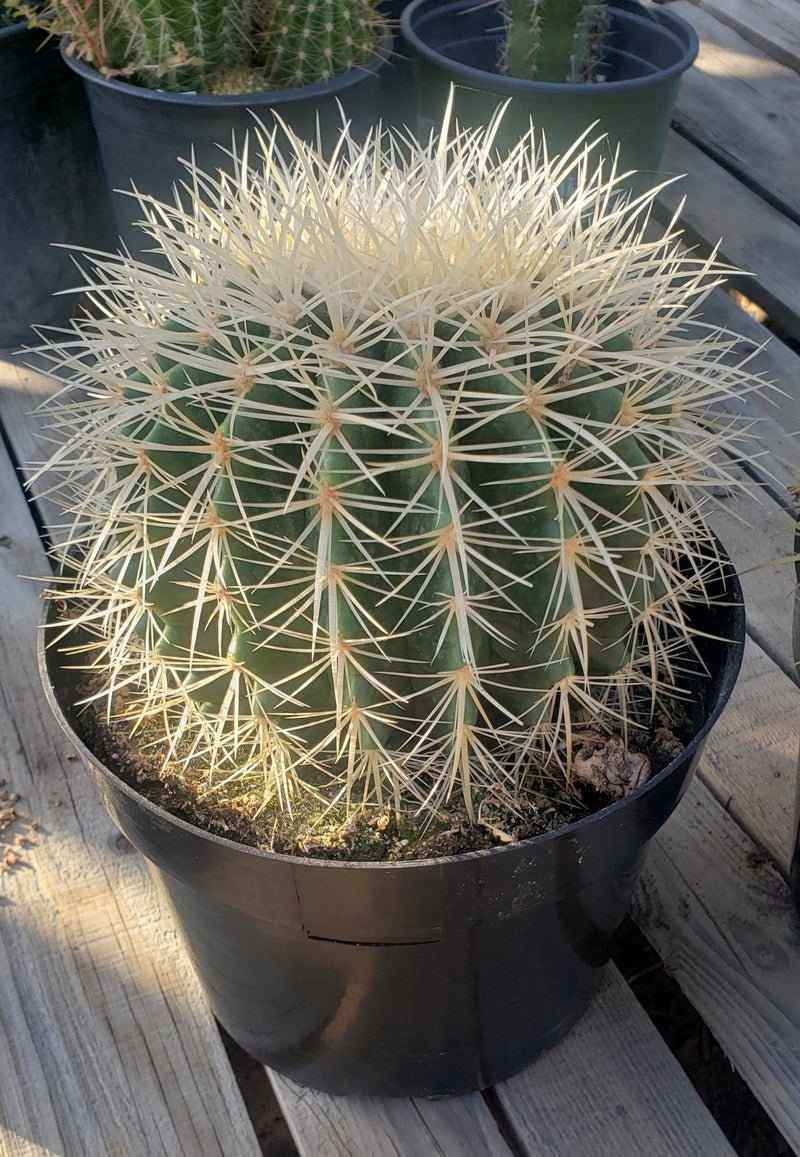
[38,112,759,819]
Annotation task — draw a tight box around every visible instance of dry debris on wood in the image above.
[0,779,37,874]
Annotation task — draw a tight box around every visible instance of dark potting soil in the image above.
[71,673,689,861]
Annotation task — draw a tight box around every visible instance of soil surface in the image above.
[73,681,688,861]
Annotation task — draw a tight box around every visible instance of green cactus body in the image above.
[84,0,252,91]
[503,0,609,82]
[260,0,379,87]
[12,0,380,92]
[43,123,747,817]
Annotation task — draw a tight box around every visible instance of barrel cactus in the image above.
[501,0,611,82]
[9,0,381,93]
[40,114,751,820]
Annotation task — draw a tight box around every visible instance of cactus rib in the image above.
[38,116,754,819]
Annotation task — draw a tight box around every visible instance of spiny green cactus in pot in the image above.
[38,111,754,831]
[6,0,383,93]
[500,0,611,82]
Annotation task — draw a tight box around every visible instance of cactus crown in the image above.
[39,114,753,822]
[501,0,611,82]
[7,0,381,93]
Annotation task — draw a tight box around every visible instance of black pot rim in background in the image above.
[0,19,27,40]
[400,0,698,96]
[59,27,395,259]
[0,20,113,345]
[60,28,393,111]
[38,561,744,874]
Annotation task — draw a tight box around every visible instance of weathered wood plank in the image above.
[700,637,799,872]
[269,961,739,1157]
[669,2,800,222]
[693,285,800,494]
[269,1075,513,1157]
[633,773,800,1149]
[0,351,68,545]
[656,131,800,341]
[680,0,800,73]
[0,439,260,1155]
[706,468,798,679]
[493,966,736,1156]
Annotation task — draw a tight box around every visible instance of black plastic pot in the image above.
[40,558,743,1097]
[401,0,697,181]
[377,0,418,131]
[0,24,111,346]
[63,32,392,257]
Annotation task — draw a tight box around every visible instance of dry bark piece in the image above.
[571,731,651,799]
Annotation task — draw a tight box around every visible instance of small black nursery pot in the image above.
[63,33,393,259]
[0,25,110,346]
[40,556,743,1098]
[401,0,697,183]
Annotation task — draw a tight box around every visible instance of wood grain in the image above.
[269,1075,513,1157]
[670,2,800,222]
[706,467,798,679]
[270,962,736,1157]
[634,774,800,1149]
[697,637,799,873]
[692,285,800,494]
[656,131,800,341]
[494,967,736,1156]
[0,436,259,1154]
[683,0,800,73]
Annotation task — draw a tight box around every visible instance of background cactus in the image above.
[501,0,611,82]
[40,116,753,821]
[7,0,380,93]
[260,0,384,87]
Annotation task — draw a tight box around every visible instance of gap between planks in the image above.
[656,131,800,344]
[634,772,800,1154]
[269,962,736,1157]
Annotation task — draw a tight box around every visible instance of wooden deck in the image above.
[1,1,799,1152]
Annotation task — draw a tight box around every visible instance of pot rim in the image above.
[59,25,392,107]
[39,554,743,871]
[0,20,34,42]
[400,0,699,96]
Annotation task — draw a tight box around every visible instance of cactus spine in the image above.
[259,0,382,86]
[41,117,751,820]
[502,0,610,82]
[11,0,380,92]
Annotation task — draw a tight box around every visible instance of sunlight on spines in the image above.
[36,105,764,821]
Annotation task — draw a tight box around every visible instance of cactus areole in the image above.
[40,112,751,827]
